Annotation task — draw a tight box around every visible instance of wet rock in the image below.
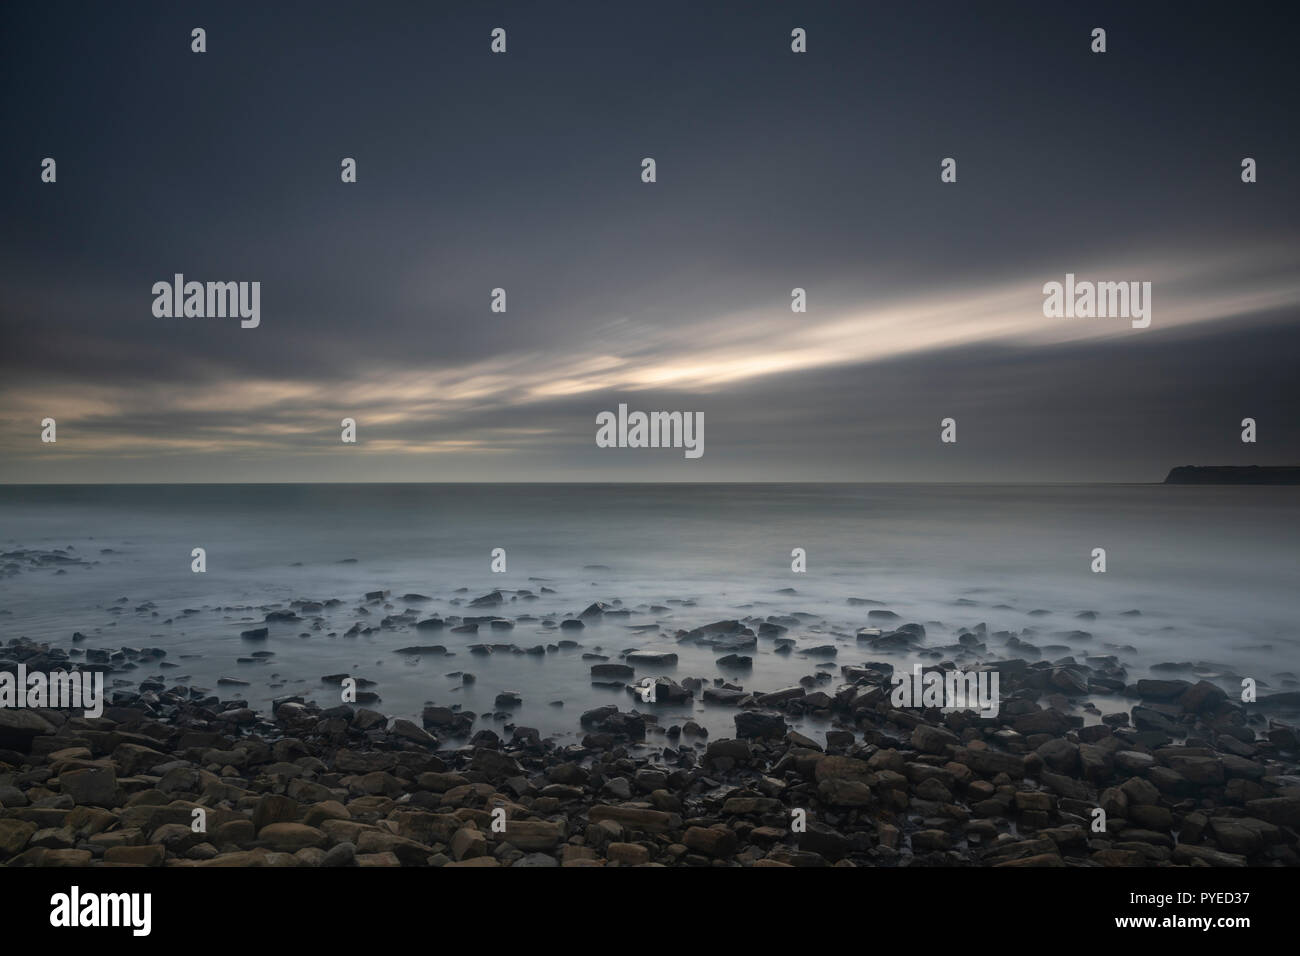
[590,663,634,680]
[717,652,756,669]
[734,711,787,739]
[1136,679,1191,700]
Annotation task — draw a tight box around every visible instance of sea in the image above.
[1,483,1296,744]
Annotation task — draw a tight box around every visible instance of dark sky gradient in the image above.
[2,1,1298,481]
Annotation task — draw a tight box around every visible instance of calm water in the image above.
[1,483,1297,742]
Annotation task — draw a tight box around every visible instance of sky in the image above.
[2,1,1298,483]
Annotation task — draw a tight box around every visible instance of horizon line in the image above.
[0,479,1179,487]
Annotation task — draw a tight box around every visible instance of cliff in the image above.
[1164,466,1300,485]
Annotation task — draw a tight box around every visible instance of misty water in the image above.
[1,483,1296,744]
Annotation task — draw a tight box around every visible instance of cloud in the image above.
[2,242,1296,481]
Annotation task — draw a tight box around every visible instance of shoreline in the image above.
[3,625,1298,867]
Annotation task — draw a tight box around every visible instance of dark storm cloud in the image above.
[1,1,1297,481]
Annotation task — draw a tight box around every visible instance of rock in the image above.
[625,652,676,666]
[1113,750,1155,773]
[1180,680,1227,712]
[1128,805,1173,830]
[505,820,565,851]
[911,829,951,851]
[734,711,788,739]
[588,805,677,832]
[817,778,873,807]
[798,822,852,861]
[1171,844,1247,867]
[1244,796,1300,828]
[0,709,57,751]
[0,819,38,855]
[470,748,524,780]
[1036,738,1080,773]
[705,739,752,766]
[390,719,438,746]
[1162,753,1224,785]
[59,766,118,807]
[955,747,1025,779]
[1209,817,1278,855]
[756,686,805,707]
[356,830,436,865]
[303,801,350,827]
[722,796,781,815]
[1049,667,1089,695]
[103,844,166,866]
[41,849,94,866]
[633,768,668,792]
[1132,706,1182,735]
[253,795,300,832]
[1013,791,1053,813]
[607,842,650,865]
[1012,709,1074,735]
[912,724,960,754]
[1136,679,1191,700]
[214,819,255,845]
[0,609,1294,873]
[1039,771,1090,801]
[258,823,327,852]
[450,826,487,860]
[113,742,168,776]
[682,825,737,857]
[702,686,746,705]
[322,841,356,867]
[151,823,201,853]
[800,645,837,657]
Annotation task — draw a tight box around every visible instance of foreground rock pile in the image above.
[1,636,1298,867]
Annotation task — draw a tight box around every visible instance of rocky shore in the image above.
[3,622,1299,867]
